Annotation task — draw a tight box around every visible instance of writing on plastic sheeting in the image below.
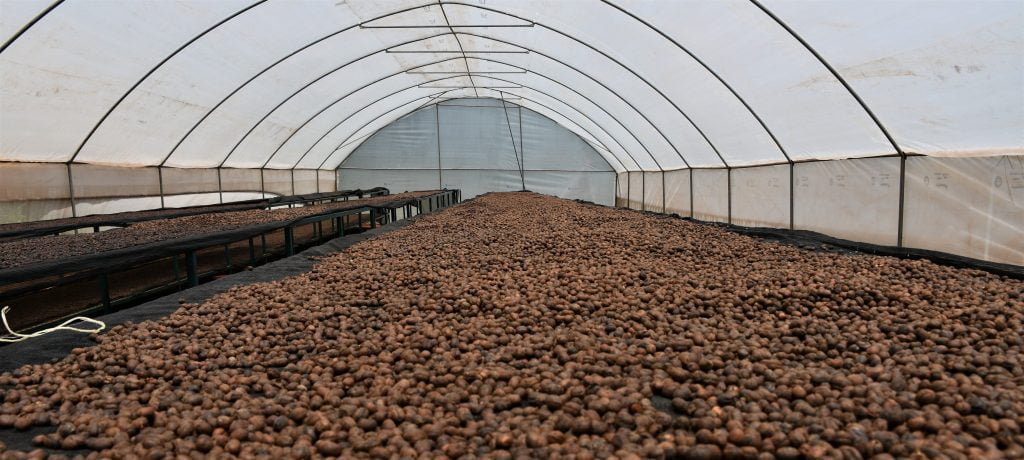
[798,176,809,188]
[1006,171,1024,190]
[744,177,781,189]
[871,173,892,188]
[828,174,846,188]
[922,172,949,190]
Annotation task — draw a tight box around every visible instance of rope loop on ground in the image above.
[0,306,105,343]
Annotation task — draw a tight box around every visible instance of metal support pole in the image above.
[99,273,111,313]
[284,227,295,256]
[727,168,732,224]
[260,234,267,259]
[789,162,795,230]
[370,209,377,228]
[689,168,695,218]
[436,104,443,189]
[897,155,906,248]
[66,163,78,218]
[185,251,198,287]
[224,244,231,268]
[173,254,181,284]
[248,237,256,265]
[217,167,224,204]
[158,166,166,209]
[93,225,100,233]
[260,168,266,199]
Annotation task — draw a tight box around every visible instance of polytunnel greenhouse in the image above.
[0,0,1022,458]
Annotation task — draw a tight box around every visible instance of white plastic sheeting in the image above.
[691,169,729,223]
[731,164,791,229]
[0,163,334,224]
[794,157,902,246]
[663,170,691,217]
[0,1,1021,264]
[3,0,1019,169]
[904,156,1024,265]
[337,99,614,205]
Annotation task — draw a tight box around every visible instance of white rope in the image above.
[0,306,106,343]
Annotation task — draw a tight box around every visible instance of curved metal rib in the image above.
[298,79,646,172]
[67,0,268,164]
[318,93,629,173]
[277,55,661,173]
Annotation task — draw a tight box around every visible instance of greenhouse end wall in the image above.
[617,155,1023,266]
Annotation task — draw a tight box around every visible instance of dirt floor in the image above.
[0,192,1021,459]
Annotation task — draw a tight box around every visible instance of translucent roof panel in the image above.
[0,0,1019,172]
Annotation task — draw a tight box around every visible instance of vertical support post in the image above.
[370,208,377,228]
[185,251,198,287]
[436,104,443,189]
[662,172,667,214]
[158,166,166,209]
[336,216,343,236]
[689,168,694,218]
[727,167,732,225]
[217,167,224,204]
[260,168,266,199]
[789,162,795,230]
[173,254,181,284]
[615,173,619,207]
[897,155,906,248]
[248,237,256,265]
[284,227,295,256]
[260,234,267,259]
[519,105,525,190]
[66,163,78,218]
[223,244,231,268]
[641,172,646,212]
[290,169,296,196]
[93,225,100,233]
[357,212,363,231]
[99,273,111,313]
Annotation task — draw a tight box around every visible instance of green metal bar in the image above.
[284,227,295,256]
[185,251,198,287]
[99,273,111,313]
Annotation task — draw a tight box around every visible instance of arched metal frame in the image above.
[324,94,625,174]
[259,46,673,172]
[1,0,908,173]
[300,75,639,173]
[321,94,623,191]
[215,33,462,167]
[747,0,908,244]
[213,29,680,171]
[318,88,629,172]
[65,0,269,164]
[280,55,659,172]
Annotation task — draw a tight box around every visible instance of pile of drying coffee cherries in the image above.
[1,192,1021,459]
[0,191,438,269]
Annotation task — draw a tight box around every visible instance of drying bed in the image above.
[0,191,438,270]
[0,188,389,242]
[0,192,1021,459]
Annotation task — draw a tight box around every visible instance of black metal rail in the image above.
[0,190,460,335]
